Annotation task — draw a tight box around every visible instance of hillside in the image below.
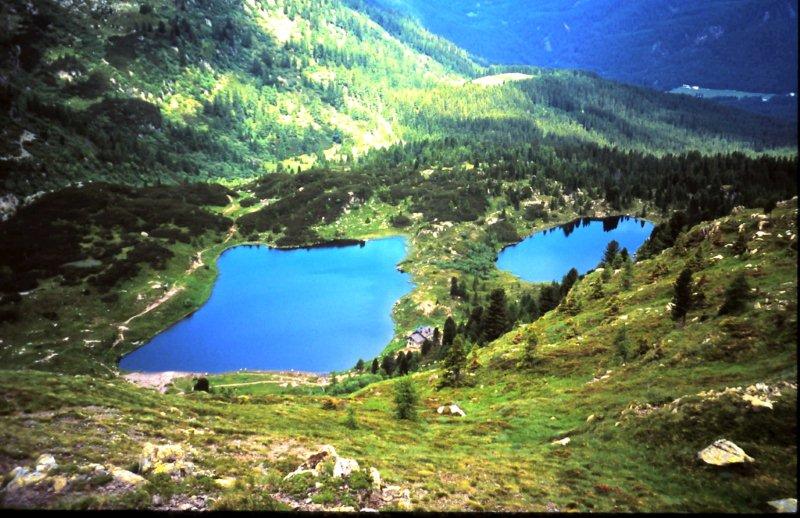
[0,200,795,511]
[373,0,799,93]
[0,0,796,198]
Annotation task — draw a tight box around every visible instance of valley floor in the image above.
[0,201,796,511]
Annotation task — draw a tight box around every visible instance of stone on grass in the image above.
[551,437,570,446]
[369,467,381,490]
[35,454,58,473]
[333,456,359,479]
[767,498,797,513]
[111,468,148,487]
[436,404,466,417]
[214,477,237,489]
[697,439,754,466]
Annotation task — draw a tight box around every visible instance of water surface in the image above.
[120,237,412,373]
[496,216,654,282]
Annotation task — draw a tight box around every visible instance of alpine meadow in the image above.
[0,0,797,513]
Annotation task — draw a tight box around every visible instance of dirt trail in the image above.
[112,198,239,349]
[122,371,199,393]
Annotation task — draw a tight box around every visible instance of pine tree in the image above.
[442,335,467,387]
[397,351,410,375]
[393,377,418,421]
[483,289,509,342]
[732,232,748,256]
[614,327,630,361]
[718,273,751,315]
[621,257,634,291]
[344,406,358,429]
[442,316,456,347]
[671,267,693,324]
[560,292,582,316]
[603,240,620,265]
[518,329,538,369]
[589,278,605,300]
[355,359,365,372]
[370,358,379,375]
[381,355,396,376]
[560,268,579,297]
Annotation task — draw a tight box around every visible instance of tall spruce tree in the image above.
[671,267,694,324]
[442,316,457,347]
[442,335,467,387]
[484,288,509,342]
[718,273,751,315]
[370,358,379,375]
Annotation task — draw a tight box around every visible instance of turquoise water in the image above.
[119,237,413,374]
[496,216,654,282]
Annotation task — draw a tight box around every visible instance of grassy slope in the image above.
[0,200,795,511]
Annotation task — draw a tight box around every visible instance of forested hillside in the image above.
[0,0,795,198]
[373,0,799,93]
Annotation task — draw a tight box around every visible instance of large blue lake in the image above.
[496,216,654,282]
[119,236,413,374]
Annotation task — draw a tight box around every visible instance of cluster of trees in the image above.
[0,182,234,295]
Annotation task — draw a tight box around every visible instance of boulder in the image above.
[139,443,195,478]
[35,454,58,473]
[436,404,466,417]
[214,477,237,489]
[332,457,359,479]
[283,445,340,480]
[51,476,69,493]
[111,468,148,487]
[767,498,797,513]
[551,437,570,446]
[4,467,47,491]
[697,439,754,466]
[369,467,381,490]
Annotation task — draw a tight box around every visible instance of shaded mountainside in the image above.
[0,201,795,511]
[0,0,796,197]
[373,0,799,93]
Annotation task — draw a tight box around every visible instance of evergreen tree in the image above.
[614,327,630,362]
[718,273,751,315]
[589,278,605,300]
[621,257,634,291]
[370,358,379,375]
[355,358,365,372]
[381,354,395,376]
[433,327,441,345]
[603,240,620,265]
[397,351,410,375]
[518,329,538,369]
[732,232,748,256]
[442,316,456,347]
[483,288,509,342]
[421,338,432,356]
[671,267,693,324]
[441,335,467,387]
[560,268,579,297]
[393,377,418,421]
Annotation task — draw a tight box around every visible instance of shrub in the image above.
[193,377,210,392]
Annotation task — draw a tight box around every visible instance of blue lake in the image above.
[496,216,654,282]
[119,236,413,374]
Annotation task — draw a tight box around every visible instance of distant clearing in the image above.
[471,72,534,86]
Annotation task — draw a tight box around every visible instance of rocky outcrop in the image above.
[139,442,198,479]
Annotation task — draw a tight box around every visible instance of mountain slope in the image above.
[373,0,799,93]
[0,0,796,198]
[0,200,795,511]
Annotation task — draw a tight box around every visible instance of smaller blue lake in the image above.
[119,236,412,374]
[496,216,654,282]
